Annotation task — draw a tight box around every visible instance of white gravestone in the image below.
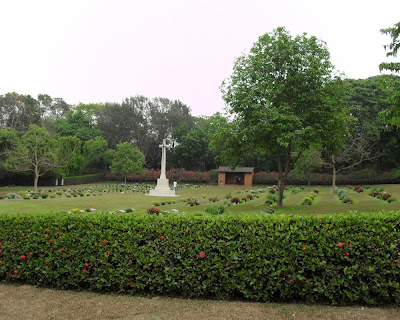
[147,139,178,197]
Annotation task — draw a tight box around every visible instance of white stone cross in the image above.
[159,139,169,179]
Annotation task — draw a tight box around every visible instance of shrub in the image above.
[342,197,353,204]
[230,197,240,204]
[313,189,319,194]
[146,207,160,215]
[246,194,253,200]
[387,197,397,203]
[209,196,218,202]
[41,193,49,199]
[382,193,392,201]
[204,206,225,215]
[1,211,400,305]
[301,197,312,205]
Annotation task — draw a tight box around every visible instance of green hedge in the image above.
[63,173,105,186]
[0,211,399,305]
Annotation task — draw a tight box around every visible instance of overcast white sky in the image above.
[0,0,399,116]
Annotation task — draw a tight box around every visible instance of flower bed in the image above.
[1,211,399,305]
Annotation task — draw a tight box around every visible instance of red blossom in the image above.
[99,260,103,264]
[82,269,87,274]
[129,282,134,288]
[319,217,323,220]
[323,260,327,264]
[0,261,2,264]
[45,229,50,232]
[29,253,33,257]
[226,260,230,266]
[49,239,53,243]
[70,250,73,253]
[44,261,48,265]
[160,235,165,240]
[289,279,294,283]
[302,247,307,251]
[394,260,398,263]
[338,242,344,248]
[89,224,92,228]
[103,239,107,243]
[85,263,88,267]
[0,250,2,254]
[56,231,60,235]
[0,243,2,247]
[305,279,309,283]
[21,255,27,260]
[14,269,18,273]
[199,252,205,258]
[60,248,63,252]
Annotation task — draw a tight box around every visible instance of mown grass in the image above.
[1,284,400,320]
[1,183,400,215]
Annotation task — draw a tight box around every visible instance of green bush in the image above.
[204,206,225,215]
[301,197,312,205]
[1,212,400,305]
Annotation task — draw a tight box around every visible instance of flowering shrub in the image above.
[146,207,160,215]
[1,211,400,305]
[230,197,240,204]
[120,169,211,183]
[253,170,400,185]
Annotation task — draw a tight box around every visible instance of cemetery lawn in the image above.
[1,284,400,320]
[1,183,400,214]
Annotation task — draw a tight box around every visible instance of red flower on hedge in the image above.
[0,243,2,247]
[0,261,2,264]
[323,260,327,264]
[289,279,294,283]
[82,269,87,274]
[45,228,50,232]
[44,261,48,265]
[394,260,398,263]
[99,260,103,264]
[199,252,205,258]
[49,239,53,243]
[318,217,323,220]
[103,239,107,243]
[305,279,309,283]
[160,235,165,240]
[338,242,344,248]
[60,248,63,252]
[21,255,26,260]
[302,247,307,251]
[29,253,33,257]
[85,263,88,267]
[0,249,2,254]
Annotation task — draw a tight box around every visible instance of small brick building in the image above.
[217,166,254,187]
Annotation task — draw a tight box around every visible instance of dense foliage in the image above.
[0,211,399,305]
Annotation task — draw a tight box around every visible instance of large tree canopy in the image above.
[380,21,400,126]
[219,27,347,206]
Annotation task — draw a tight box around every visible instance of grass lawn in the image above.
[1,284,400,320]
[1,183,400,215]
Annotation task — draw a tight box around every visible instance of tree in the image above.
[172,117,216,171]
[219,27,347,207]
[323,132,382,194]
[293,148,323,190]
[344,75,400,169]
[380,21,400,126]
[5,125,78,192]
[83,136,108,172]
[56,136,83,177]
[109,142,145,184]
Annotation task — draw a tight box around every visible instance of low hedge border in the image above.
[0,211,399,305]
[63,173,105,186]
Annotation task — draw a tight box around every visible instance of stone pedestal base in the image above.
[147,178,179,197]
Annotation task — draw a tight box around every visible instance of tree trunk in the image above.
[124,176,127,185]
[308,173,311,191]
[33,174,39,193]
[276,148,291,208]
